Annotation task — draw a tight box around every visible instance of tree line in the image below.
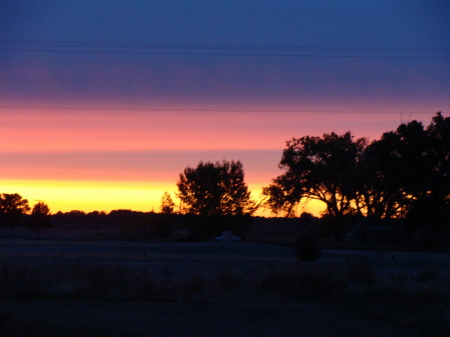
[262,112,449,239]
[1,112,449,241]
[0,194,51,234]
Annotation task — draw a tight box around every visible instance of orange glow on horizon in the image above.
[0,179,325,217]
[0,179,175,213]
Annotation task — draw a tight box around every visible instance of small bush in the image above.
[294,232,321,261]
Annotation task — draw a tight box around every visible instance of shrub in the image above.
[294,232,321,261]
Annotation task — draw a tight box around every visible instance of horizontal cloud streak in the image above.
[1,55,448,107]
[0,149,282,184]
[2,109,444,154]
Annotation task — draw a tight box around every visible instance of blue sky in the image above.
[1,0,449,107]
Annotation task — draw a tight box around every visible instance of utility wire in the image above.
[2,48,449,59]
[1,40,449,58]
[1,39,449,52]
[0,106,445,114]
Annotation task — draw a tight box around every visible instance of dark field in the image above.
[1,238,448,275]
[1,236,449,336]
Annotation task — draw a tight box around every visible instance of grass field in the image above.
[0,235,449,336]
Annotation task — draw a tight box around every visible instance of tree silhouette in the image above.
[263,132,366,240]
[424,112,450,228]
[0,193,30,227]
[353,133,409,219]
[160,191,175,214]
[398,112,450,228]
[263,113,450,237]
[360,113,450,229]
[29,201,52,235]
[177,160,257,216]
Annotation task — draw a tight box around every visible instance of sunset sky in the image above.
[1,1,449,216]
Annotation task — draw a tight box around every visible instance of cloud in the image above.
[1,1,448,107]
[0,149,282,185]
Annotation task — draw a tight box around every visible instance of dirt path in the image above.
[1,299,418,337]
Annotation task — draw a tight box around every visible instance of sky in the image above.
[1,1,449,216]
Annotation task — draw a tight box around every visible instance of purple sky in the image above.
[1,1,449,107]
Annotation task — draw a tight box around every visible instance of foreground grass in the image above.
[0,258,449,337]
[0,311,137,337]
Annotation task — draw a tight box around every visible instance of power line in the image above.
[2,48,449,59]
[0,105,445,114]
[2,40,448,52]
[1,40,449,59]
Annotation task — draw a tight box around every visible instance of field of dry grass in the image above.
[0,235,449,336]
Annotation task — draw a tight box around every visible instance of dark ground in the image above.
[0,232,448,337]
[1,299,419,337]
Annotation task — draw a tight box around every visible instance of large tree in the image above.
[29,201,52,235]
[352,131,411,219]
[360,113,450,228]
[393,113,450,228]
[424,112,450,228]
[264,113,450,233]
[0,193,31,226]
[263,132,366,239]
[176,160,257,216]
